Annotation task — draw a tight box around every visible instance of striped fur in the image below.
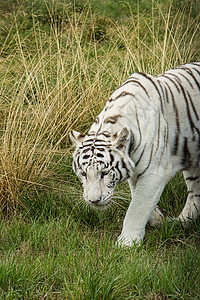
[70,62,200,246]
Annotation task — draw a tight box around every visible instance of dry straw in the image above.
[0,2,199,210]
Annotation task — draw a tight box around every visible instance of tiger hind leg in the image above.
[148,206,175,227]
[177,168,200,223]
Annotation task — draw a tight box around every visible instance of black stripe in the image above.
[121,78,150,98]
[128,130,135,156]
[191,66,200,77]
[192,65,200,75]
[186,176,199,181]
[157,79,167,102]
[94,143,111,147]
[133,107,142,153]
[166,72,183,84]
[105,104,113,111]
[164,82,179,124]
[138,143,154,178]
[191,62,200,68]
[101,172,108,179]
[115,161,123,181]
[168,76,199,137]
[88,132,96,136]
[104,115,121,124]
[163,85,170,103]
[121,158,129,178]
[111,91,135,101]
[83,155,90,159]
[82,138,96,144]
[82,148,90,153]
[163,81,180,155]
[198,135,200,151]
[164,123,169,146]
[135,144,146,167]
[138,73,163,111]
[79,144,93,149]
[161,74,180,92]
[83,138,109,144]
[98,132,111,138]
[186,91,199,121]
[109,151,114,165]
[77,156,81,168]
[158,126,167,165]
[173,134,179,155]
[177,71,194,88]
[167,73,190,101]
[73,161,77,173]
[106,182,115,188]
[104,120,117,124]
[187,190,193,194]
[181,137,192,167]
[155,113,161,152]
[96,153,104,158]
[97,148,105,152]
[79,142,111,149]
[180,67,200,91]
[121,158,127,169]
[180,86,197,134]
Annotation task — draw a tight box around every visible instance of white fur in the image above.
[71,62,200,247]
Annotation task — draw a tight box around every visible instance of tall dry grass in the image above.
[0,2,199,210]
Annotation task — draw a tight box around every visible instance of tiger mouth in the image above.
[88,196,113,209]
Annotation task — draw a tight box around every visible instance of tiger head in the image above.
[70,128,135,209]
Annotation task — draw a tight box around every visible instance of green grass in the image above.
[0,171,199,299]
[0,0,200,298]
[0,199,199,299]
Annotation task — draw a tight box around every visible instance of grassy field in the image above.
[0,0,200,298]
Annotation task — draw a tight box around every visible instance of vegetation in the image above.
[0,0,199,298]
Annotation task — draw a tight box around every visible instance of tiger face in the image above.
[70,128,135,208]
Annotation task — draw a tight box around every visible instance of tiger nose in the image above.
[89,199,101,204]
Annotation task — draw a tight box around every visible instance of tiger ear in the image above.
[69,130,85,147]
[111,127,129,151]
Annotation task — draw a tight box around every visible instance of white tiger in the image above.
[70,62,200,247]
